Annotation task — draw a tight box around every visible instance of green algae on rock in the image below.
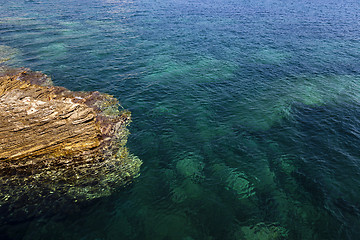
[0,66,142,222]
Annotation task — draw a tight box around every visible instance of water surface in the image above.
[1,0,360,239]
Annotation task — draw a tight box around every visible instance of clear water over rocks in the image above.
[1,0,360,239]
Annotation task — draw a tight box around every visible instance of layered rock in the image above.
[0,66,142,222]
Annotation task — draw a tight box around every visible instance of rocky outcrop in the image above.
[0,66,142,222]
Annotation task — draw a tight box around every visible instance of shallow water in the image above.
[1,0,360,239]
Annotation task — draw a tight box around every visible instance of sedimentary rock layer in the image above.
[0,66,142,222]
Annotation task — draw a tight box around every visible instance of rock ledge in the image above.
[0,66,142,222]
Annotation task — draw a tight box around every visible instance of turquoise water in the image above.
[1,0,360,239]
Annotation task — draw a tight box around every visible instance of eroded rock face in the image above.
[0,66,142,222]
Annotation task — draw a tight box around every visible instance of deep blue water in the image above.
[1,0,360,239]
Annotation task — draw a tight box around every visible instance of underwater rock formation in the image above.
[166,152,206,204]
[0,66,142,223]
[176,152,205,182]
[211,163,255,200]
[234,222,288,240]
[0,45,19,64]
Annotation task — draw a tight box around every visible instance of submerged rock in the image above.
[176,152,205,183]
[0,66,142,222]
[0,45,19,64]
[211,163,255,200]
[170,179,204,204]
[235,222,288,240]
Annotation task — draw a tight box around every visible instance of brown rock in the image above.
[0,66,142,222]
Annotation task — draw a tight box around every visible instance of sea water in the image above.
[1,0,360,239]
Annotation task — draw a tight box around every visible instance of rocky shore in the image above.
[0,66,142,223]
